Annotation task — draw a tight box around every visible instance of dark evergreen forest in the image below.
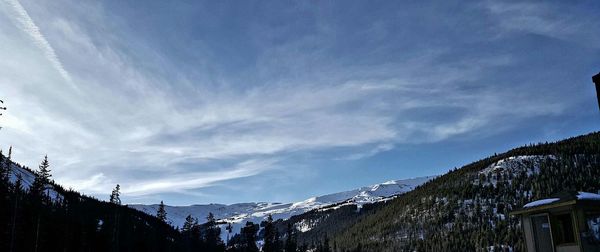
[285,132,600,252]
[0,149,308,252]
[0,153,183,251]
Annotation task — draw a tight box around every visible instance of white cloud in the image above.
[123,158,277,196]
[0,0,576,202]
[483,1,600,47]
[339,143,395,161]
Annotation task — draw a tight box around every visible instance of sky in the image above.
[0,0,599,205]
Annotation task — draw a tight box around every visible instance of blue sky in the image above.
[0,0,599,205]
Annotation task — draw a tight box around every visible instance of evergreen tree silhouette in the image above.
[31,155,51,252]
[156,200,167,223]
[182,214,197,233]
[240,221,259,252]
[262,214,280,252]
[284,223,298,252]
[0,150,8,251]
[226,222,233,246]
[109,184,121,205]
[109,184,121,251]
[8,173,22,252]
[204,212,224,251]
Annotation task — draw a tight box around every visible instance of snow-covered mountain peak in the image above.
[130,175,436,240]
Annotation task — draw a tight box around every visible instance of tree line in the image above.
[0,146,323,251]
[325,132,600,251]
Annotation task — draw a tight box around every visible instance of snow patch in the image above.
[523,198,560,208]
[477,155,556,187]
[295,219,314,233]
[577,192,600,200]
[7,162,62,202]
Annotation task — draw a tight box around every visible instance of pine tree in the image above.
[156,200,167,223]
[284,223,298,252]
[226,222,233,245]
[109,184,121,205]
[182,214,197,233]
[204,212,224,251]
[108,183,122,251]
[262,214,279,252]
[31,155,50,252]
[206,212,216,224]
[6,146,12,168]
[1,147,12,188]
[9,174,22,252]
[0,149,8,251]
[12,173,22,194]
[37,155,51,182]
[240,221,259,252]
[31,155,51,201]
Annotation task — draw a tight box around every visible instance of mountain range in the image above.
[130,176,435,241]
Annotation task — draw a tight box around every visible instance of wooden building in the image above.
[512,191,600,252]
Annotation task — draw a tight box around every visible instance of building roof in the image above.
[593,72,600,84]
[512,191,600,215]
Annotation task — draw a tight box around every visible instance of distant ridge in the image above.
[130,175,436,240]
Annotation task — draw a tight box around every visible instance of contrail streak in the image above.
[4,0,77,89]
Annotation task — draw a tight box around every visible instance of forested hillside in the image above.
[0,148,310,252]
[320,132,600,251]
[0,153,184,251]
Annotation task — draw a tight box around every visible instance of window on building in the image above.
[553,213,576,245]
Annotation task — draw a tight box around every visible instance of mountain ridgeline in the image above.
[130,176,434,244]
[286,132,600,251]
[0,131,599,252]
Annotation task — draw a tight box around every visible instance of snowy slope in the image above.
[130,176,435,240]
[7,162,36,187]
[477,155,556,187]
[7,161,61,201]
[289,176,436,211]
[479,155,555,176]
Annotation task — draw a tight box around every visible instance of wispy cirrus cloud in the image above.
[482,1,600,47]
[0,0,595,205]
